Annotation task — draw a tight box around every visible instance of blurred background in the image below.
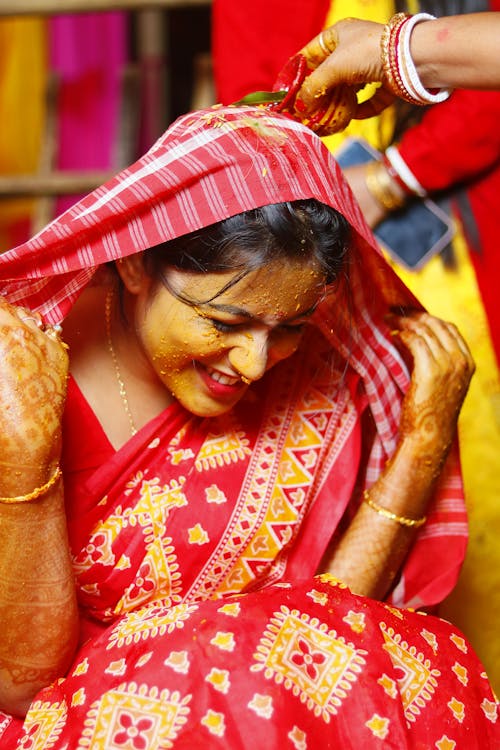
[0,0,498,696]
[0,0,214,247]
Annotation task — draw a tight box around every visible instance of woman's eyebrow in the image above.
[204,302,253,318]
[203,301,319,321]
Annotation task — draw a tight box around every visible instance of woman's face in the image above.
[135,258,326,417]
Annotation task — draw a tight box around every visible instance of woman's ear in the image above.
[115,254,148,294]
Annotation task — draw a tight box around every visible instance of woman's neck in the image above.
[62,285,174,450]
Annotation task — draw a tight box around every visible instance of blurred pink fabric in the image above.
[50,12,128,214]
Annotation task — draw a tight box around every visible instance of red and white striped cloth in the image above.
[0,105,467,606]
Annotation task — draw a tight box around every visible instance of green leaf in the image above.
[232,90,287,106]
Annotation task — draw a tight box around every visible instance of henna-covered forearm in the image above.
[0,299,78,716]
[319,312,474,599]
[319,508,415,601]
[0,487,79,717]
[319,436,444,599]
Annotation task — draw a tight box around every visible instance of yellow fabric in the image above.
[396,234,500,695]
[0,18,47,251]
[323,0,500,695]
[323,0,395,152]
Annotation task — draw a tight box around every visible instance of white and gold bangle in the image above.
[385,145,427,198]
[381,13,450,106]
[399,13,450,105]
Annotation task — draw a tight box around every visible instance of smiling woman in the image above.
[0,106,496,747]
[104,256,326,422]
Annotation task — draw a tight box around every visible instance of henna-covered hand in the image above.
[391,311,474,467]
[295,19,394,121]
[320,312,474,598]
[0,297,69,476]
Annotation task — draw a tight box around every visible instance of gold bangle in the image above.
[363,490,427,529]
[365,161,406,211]
[0,465,62,505]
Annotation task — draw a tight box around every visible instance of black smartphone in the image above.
[335,138,454,271]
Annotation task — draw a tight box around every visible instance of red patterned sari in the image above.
[4,576,499,748]
[63,330,362,628]
[0,106,496,747]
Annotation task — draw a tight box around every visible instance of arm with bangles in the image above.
[342,85,500,231]
[294,6,500,226]
[319,310,474,600]
[296,12,500,118]
[0,298,79,717]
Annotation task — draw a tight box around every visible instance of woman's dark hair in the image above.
[140,199,351,302]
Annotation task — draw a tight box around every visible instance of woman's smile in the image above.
[196,363,246,392]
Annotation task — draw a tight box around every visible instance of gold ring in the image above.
[318,31,330,56]
[318,29,336,56]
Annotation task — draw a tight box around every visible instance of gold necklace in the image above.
[105,289,138,436]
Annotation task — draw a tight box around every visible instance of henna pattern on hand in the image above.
[0,323,68,473]
[395,314,474,465]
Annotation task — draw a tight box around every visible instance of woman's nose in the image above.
[228,330,269,383]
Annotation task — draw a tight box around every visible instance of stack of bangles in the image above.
[367,14,450,212]
[363,490,427,529]
[365,160,406,211]
[381,12,451,106]
[0,465,62,504]
[365,145,427,211]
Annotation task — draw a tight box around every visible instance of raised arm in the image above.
[297,13,500,121]
[320,311,474,600]
[411,13,500,90]
[0,299,78,717]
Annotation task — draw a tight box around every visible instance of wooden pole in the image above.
[136,8,168,147]
[0,0,210,17]
[0,173,117,196]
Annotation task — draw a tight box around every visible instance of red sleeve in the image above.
[212,0,330,104]
[397,88,500,193]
